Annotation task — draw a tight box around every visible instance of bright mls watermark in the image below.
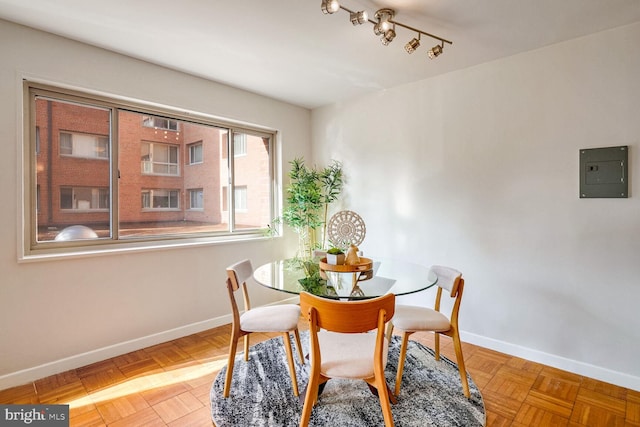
[1,405,68,426]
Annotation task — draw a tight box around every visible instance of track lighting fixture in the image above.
[428,43,443,59]
[321,0,339,14]
[349,10,368,25]
[381,27,396,46]
[373,8,394,35]
[320,1,452,60]
[405,36,420,54]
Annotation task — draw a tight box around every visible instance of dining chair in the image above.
[299,291,396,427]
[388,265,470,398]
[224,259,304,398]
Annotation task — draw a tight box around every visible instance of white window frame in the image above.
[22,81,278,260]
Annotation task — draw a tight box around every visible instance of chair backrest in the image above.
[300,292,395,334]
[226,259,254,312]
[431,265,464,327]
[431,265,463,297]
[227,259,254,290]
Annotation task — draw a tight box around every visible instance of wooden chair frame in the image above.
[390,271,470,398]
[299,291,396,427]
[223,262,304,398]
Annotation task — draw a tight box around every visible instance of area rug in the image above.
[210,332,485,426]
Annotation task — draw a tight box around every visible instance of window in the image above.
[221,185,248,211]
[141,142,179,175]
[189,189,203,209]
[35,127,40,155]
[142,115,179,131]
[141,189,179,209]
[60,132,109,159]
[234,133,247,156]
[189,143,203,164]
[234,186,247,211]
[24,82,275,256]
[60,187,109,210]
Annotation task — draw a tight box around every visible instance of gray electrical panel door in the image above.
[580,146,628,198]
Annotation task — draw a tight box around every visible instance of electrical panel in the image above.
[580,146,628,198]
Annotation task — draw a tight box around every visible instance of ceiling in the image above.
[1,0,640,109]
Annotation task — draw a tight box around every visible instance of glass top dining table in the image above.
[252,257,438,300]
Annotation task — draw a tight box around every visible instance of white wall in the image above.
[0,19,308,388]
[312,22,640,390]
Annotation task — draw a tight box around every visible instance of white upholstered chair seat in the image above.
[240,304,301,332]
[317,331,389,379]
[224,259,304,398]
[392,305,450,332]
[389,265,470,398]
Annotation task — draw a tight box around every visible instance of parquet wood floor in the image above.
[1,319,638,426]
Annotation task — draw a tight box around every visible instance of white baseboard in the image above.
[460,331,640,392]
[0,315,231,391]
[4,299,637,393]
[0,297,300,391]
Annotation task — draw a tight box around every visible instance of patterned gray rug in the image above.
[210,332,485,426]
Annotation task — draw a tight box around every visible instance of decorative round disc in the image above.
[327,210,366,248]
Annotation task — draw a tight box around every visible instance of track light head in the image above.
[350,10,368,25]
[321,0,340,14]
[381,28,396,45]
[428,44,443,59]
[373,22,384,35]
[405,37,420,54]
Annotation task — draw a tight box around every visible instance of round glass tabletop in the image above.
[252,257,438,300]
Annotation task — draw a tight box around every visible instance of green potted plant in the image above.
[280,158,343,260]
[326,246,345,265]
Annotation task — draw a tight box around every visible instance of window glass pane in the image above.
[189,143,202,164]
[140,142,179,176]
[232,132,271,230]
[142,115,179,131]
[35,126,41,154]
[189,189,203,209]
[233,133,247,156]
[59,132,109,159]
[97,137,109,158]
[60,187,73,209]
[34,97,110,242]
[27,84,273,254]
[234,186,247,211]
[119,111,232,238]
[60,133,72,155]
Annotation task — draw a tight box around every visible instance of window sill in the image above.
[20,232,274,263]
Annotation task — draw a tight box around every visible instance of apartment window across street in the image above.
[141,189,179,209]
[189,189,204,209]
[234,133,247,156]
[60,132,109,159]
[141,142,179,175]
[142,115,179,131]
[235,186,248,211]
[24,82,275,257]
[60,187,109,210]
[189,142,203,164]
